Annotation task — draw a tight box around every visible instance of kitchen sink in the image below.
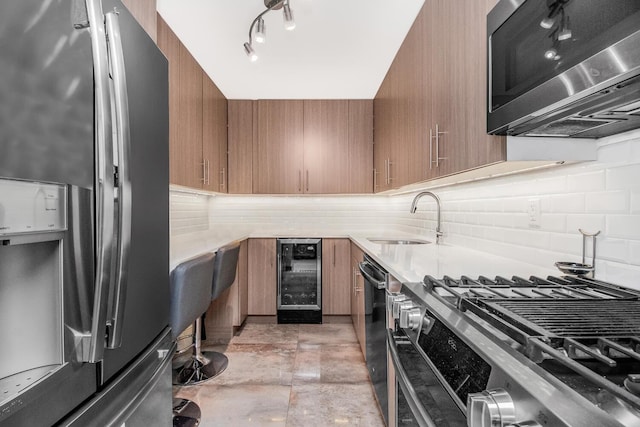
[367,238,431,245]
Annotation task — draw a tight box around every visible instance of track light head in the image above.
[244,42,258,62]
[255,17,266,43]
[283,3,296,31]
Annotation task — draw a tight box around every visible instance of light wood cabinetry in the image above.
[229,100,373,194]
[351,243,366,357]
[228,100,255,194]
[157,17,228,191]
[373,0,506,191]
[122,0,157,42]
[349,100,374,193]
[176,43,203,188]
[247,238,277,315]
[322,239,351,315]
[303,101,350,194]
[255,100,305,194]
[204,240,248,342]
[202,76,228,192]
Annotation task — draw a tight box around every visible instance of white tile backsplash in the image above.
[170,130,640,287]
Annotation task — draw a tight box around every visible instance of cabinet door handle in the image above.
[373,168,378,190]
[434,124,448,168]
[333,244,336,266]
[306,170,309,192]
[429,128,434,170]
[220,167,226,189]
[298,170,302,193]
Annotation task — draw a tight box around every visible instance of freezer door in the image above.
[60,327,175,427]
[98,0,170,383]
[0,1,94,188]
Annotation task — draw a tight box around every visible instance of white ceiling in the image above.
[156,0,425,100]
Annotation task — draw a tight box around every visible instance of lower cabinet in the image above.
[351,243,366,358]
[247,238,277,315]
[322,239,352,315]
[204,240,248,342]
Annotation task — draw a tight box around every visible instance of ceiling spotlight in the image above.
[558,15,571,40]
[540,16,555,29]
[283,2,296,31]
[244,42,258,62]
[544,47,557,60]
[255,17,266,43]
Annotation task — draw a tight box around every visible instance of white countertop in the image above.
[170,230,558,282]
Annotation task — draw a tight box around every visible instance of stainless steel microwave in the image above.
[487,0,640,138]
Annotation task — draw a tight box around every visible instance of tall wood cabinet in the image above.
[247,238,277,316]
[157,16,228,192]
[322,239,351,315]
[373,0,505,192]
[229,100,373,194]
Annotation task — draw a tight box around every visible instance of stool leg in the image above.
[173,317,228,385]
[172,397,201,427]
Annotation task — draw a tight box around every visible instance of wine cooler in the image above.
[277,238,322,324]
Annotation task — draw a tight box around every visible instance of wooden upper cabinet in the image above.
[157,16,181,184]
[348,100,373,193]
[228,100,255,194]
[202,74,228,193]
[157,16,229,191]
[255,100,305,194]
[122,0,157,42]
[245,100,373,195]
[322,239,351,315]
[373,0,506,190]
[176,44,203,188]
[303,100,350,194]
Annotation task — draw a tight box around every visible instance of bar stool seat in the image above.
[199,241,241,378]
[169,252,215,427]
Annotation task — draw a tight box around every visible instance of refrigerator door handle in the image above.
[86,0,117,363]
[105,10,132,350]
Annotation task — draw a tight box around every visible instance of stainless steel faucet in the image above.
[409,191,443,244]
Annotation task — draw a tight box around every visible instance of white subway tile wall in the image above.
[170,130,640,288]
[169,190,210,235]
[392,129,640,288]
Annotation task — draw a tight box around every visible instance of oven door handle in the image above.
[387,329,437,427]
[358,261,386,289]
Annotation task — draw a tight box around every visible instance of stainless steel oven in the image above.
[388,274,640,427]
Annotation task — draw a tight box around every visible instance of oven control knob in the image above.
[399,307,422,330]
[393,300,413,319]
[467,389,515,427]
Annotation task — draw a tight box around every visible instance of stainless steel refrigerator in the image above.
[0,1,172,425]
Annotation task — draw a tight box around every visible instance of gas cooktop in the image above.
[422,274,640,426]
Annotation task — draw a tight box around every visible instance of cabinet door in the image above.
[348,100,374,193]
[303,100,350,194]
[373,70,396,192]
[255,100,304,194]
[174,44,203,188]
[202,75,227,193]
[156,17,182,185]
[247,238,277,315]
[322,239,351,315]
[228,100,255,194]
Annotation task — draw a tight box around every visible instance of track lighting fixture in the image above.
[558,12,571,41]
[244,0,296,61]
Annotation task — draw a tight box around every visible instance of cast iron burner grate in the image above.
[480,299,640,338]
